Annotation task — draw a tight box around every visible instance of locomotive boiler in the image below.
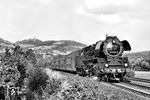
[50,35,134,82]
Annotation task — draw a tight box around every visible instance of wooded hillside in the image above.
[124,51,150,71]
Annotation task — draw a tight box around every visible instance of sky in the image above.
[0,0,150,52]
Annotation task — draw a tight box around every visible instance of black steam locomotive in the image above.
[50,35,134,82]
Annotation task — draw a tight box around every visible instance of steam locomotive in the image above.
[50,35,134,82]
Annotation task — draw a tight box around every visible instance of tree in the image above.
[0,45,37,88]
[25,49,37,65]
[132,58,142,70]
[141,61,150,71]
[132,58,150,71]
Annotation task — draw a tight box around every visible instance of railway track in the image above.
[106,78,150,99]
[125,77,150,89]
[107,82,150,98]
[126,81,150,89]
[126,77,150,83]
[104,77,150,98]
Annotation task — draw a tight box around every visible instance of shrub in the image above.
[42,68,67,99]
[0,45,37,88]
[42,78,62,99]
[60,80,106,100]
[26,68,68,100]
[26,67,49,99]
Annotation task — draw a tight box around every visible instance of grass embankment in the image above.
[27,68,149,100]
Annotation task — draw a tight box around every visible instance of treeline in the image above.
[16,39,86,47]
[124,51,150,71]
[16,38,56,46]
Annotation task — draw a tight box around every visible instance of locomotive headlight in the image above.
[105,64,109,68]
[113,40,116,43]
[117,69,123,73]
[124,63,128,67]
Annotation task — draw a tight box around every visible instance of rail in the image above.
[126,77,150,83]
[108,82,150,98]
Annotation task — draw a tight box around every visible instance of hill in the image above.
[16,38,86,59]
[124,51,150,62]
[0,38,14,52]
[16,38,43,45]
[124,51,150,71]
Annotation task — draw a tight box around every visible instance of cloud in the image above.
[0,0,150,52]
[76,0,150,24]
[84,0,138,10]
[76,5,123,24]
[32,0,54,5]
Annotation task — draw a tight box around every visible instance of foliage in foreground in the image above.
[25,68,67,100]
[26,68,142,100]
[60,77,120,100]
[0,45,37,87]
[61,75,144,100]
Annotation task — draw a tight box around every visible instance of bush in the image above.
[60,80,121,100]
[42,68,67,99]
[26,68,68,100]
[132,58,150,71]
[26,67,49,99]
[42,78,62,99]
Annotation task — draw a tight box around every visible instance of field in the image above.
[135,71,150,79]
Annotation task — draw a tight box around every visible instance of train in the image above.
[50,35,134,82]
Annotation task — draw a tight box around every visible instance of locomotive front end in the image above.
[101,36,133,81]
[104,57,131,81]
[75,35,133,82]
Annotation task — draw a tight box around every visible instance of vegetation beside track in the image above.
[28,68,149,100]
